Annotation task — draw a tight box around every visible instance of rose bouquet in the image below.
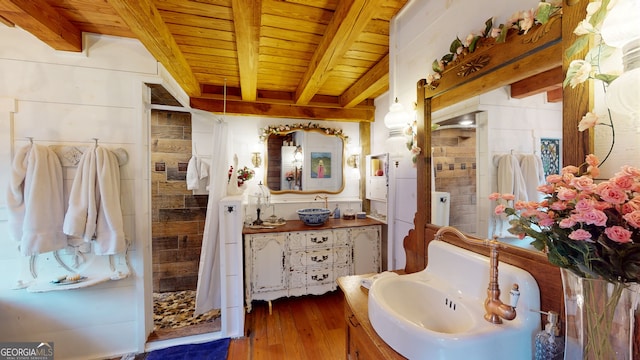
[236,166,255,187]
[492,154,640,284]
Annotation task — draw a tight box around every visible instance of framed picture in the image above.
[311,152,331,178]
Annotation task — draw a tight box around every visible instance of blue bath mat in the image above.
[145,338,230,360]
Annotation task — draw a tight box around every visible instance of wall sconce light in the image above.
[384,98,413,165]
[293,145,303,162]
[251,152,262,168]
[346,154,360,168]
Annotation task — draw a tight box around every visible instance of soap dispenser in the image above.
[534,310,564,360]
[333,204,341,219]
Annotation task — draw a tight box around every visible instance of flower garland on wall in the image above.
[564,0,619,166]
[259,123,348,142]
[424,0,562,90]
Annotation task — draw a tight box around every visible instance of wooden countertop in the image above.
[337,274,407,360]
[242,217,384,234]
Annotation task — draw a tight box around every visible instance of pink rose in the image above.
[570,176,596,192]
[623,210,640,229]
[569,229,592,241]
[494,204,506,215]
[588,165,600,178]
[502,193,516,201]
[556,187,577,201]
[546,174,563,184]
[620,165,640,177]
[550,201,568,211]
[604,226,632,243]
[579,209,608,226]
[562,166,579,175]
[585,154,599,167]
[514,200,527,210]
[488,192,501,201]
[594,201,612,211]
[625,196,640,212]
[537,184,554,194]
[611,175,634,190]
[575,198,595,212]
[597,183,628,204]
[539,218,555,227]
[559,218,577,228]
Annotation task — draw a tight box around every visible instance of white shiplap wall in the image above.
[0,27,177,359]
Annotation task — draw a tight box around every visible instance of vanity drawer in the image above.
[288,230,335,250]
[306,267,334,285]
[289,248,335,268]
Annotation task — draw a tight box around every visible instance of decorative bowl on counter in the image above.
[297,208,331,226]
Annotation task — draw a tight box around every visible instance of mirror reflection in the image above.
[431,92,562,251]
[264,128,345,194]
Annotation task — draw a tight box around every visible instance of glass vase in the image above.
[561,268,638,360]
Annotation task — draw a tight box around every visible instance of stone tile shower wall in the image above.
[433,128,477,234]
[151,110,208,293]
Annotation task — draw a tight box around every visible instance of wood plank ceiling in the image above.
[0,0,410,122]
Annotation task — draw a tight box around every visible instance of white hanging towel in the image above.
[497,154,528,203]
[94,146,126,254]
[520,154,545,202]
[64,144,98,241]
[494,154,528,238]
[7,143,67,256]
[64,145,126,255]
[186,155,200,190]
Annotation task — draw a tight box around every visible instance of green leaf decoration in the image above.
[449,38,462,54]
[536,3,553,24]
[432,59,442,73]
[495,24,508,43]
[469,36,480,53]
[441,53,454,64]
[565,36,589,59]
[589,0,610,28]
[483,17,493,37]
[594,73,619,84]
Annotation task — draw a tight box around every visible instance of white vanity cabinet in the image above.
[243,219,382,311]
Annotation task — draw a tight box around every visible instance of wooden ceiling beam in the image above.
[546,87,563,103]
[294,0,382,105]
[231,0,261,101]
[105,0,201,96]
[510,66,563,99]
[0,14,14,27]
[190,97,374,122]
[0,0,81,51]
[340,53,389,108]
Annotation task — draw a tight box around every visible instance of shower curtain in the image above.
[194,118,228,315]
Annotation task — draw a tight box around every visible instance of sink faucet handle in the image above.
[509,283,520,307]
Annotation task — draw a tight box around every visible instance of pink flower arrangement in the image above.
[492,154,640,283]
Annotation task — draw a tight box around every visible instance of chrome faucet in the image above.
[434,226,519,324]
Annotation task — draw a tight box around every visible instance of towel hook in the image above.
[26,137,33,144]
[92,138,99,146]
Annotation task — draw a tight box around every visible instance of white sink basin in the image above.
[369,241,540,360]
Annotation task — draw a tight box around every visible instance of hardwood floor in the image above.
[227,290,346,360]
